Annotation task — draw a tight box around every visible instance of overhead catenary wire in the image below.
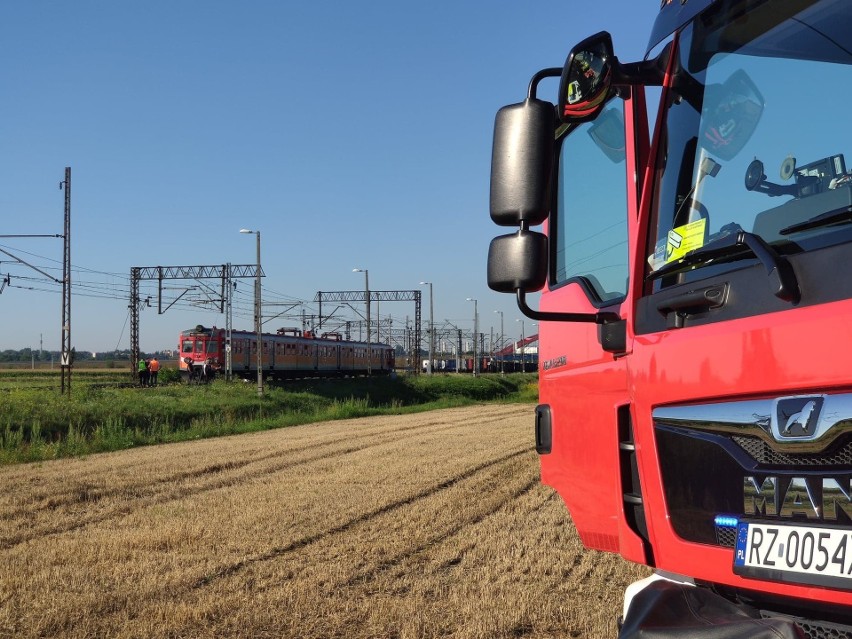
[0,244,436,358]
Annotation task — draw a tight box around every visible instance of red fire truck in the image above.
[487,0,852,636]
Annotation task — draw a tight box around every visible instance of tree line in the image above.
[0,348,174,363]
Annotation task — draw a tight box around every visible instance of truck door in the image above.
[629,7,852,606]
[540,94,649,563]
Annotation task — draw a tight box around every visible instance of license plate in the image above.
[734,521,852,590]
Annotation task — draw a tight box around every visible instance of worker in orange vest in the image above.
[149,357,160,387]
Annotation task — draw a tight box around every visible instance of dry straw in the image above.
[0,404,648,638]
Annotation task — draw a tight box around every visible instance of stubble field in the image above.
[0,404,649,638]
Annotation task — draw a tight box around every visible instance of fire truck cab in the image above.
[488,0,852,635]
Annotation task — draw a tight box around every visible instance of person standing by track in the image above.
[137,358,149,387]
[148,357,160,386]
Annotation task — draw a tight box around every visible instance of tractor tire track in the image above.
[0,412,527,550]
[0,406,521,518]
[337,473,540,590]
[190,447,530,590]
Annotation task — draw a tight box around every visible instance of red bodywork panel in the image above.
[539,288,646,562]
[630,302,852,606]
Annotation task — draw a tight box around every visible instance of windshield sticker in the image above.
[666,219,706,263]
[648,219,707,270]
[665,219,706,263]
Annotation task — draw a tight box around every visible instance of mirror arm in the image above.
[527,68,563,100]
[515,289,620,324]
[611,57,666,87]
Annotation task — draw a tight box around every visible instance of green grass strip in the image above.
[0,373,538,465]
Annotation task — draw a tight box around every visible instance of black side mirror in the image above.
[487,230,548,293]
[559,32,615,124]
[486,62,626,328]
[490,98,555,227]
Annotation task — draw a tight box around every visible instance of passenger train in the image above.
[178,325,395,381]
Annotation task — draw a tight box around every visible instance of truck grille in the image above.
[714,523,737,547]
[732,435,852,466]
[653,394,852,547]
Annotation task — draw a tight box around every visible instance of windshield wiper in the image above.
[779,206,852,235]
[647,227,800,303]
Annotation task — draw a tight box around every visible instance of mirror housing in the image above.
[485,62,629,328]
[490,98,556,227]
[558,32,668,125]
[559,32,615,123]
[487,230,548,294]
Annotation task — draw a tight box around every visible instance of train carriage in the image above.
[178,325,394,381]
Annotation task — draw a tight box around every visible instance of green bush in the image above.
[157,367,182,384]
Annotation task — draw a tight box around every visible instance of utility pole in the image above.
[420,281,434,375]
[240,229,263,397]
[516,318,525,373]
[60,167,72,395]
[457,329,462,373]
[494,310,504,375]
[353,268,370,375]
[226,263,233,381]
[466,297,478,377]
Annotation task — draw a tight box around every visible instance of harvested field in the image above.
[0,404,649,638]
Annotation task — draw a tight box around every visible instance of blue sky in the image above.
[0,1,656,353]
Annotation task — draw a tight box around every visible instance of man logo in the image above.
[773,396,824,440]
[783,400,817,435]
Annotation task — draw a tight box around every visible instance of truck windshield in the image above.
[648,0,852,284]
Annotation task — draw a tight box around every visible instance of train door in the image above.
[242,338,251,370]
[274,341,284,376]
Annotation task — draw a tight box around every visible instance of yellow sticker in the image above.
[665,219,706,263]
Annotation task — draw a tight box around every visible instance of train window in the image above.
[182,340,193,353]
[207,340,219,353]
